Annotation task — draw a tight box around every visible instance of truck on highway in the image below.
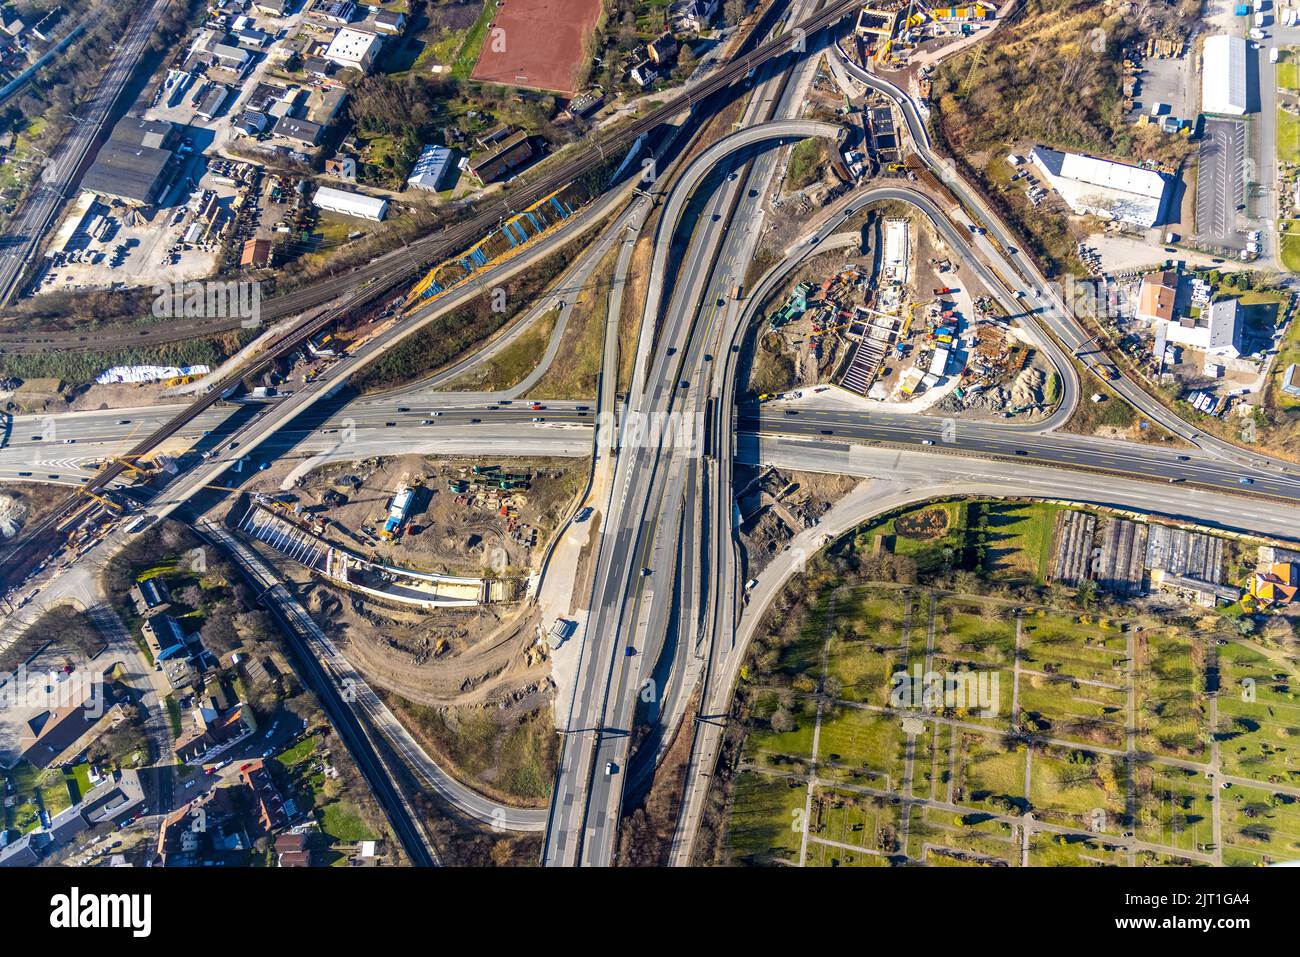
[1095,363,1119,381]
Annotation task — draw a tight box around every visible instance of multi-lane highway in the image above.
[544,0,837,866]
[5,0,1300,872]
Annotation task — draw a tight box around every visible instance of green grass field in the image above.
[719,496,1300,866]
[816,708,907,789]
[974,501,1062,583]
[725,770,807,864]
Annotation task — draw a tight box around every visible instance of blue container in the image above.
[1234,4,1250,15]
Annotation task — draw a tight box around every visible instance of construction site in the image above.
[736,466,860,576]
[258,453,586,583]
[749,205,1056,421]
[214,454,584,766]
[843,0,1001,74]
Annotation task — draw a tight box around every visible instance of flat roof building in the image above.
[1283,362,1300,397]
[1202,34,1249,116]
[1164,297,1242,357]
[272,114,323,147]
[1030,146,1169,227]
[324,26,382,72]
[82,116,180,207]
[313,185,388,220]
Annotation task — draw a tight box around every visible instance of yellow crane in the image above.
[903,297,936,337]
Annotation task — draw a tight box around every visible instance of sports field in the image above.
[469,0,603,96]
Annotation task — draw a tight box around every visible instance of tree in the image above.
[1076,578,1098,609]
[770,708,796,733]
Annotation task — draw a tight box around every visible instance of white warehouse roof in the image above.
[1202,34,1249,116]
[313,185,388,221]
[407,144,454,191]
[1030,146,1169,227]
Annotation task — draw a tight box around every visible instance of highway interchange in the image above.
[2,0,1300,867]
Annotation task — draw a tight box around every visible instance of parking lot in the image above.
[1196,117,1247,249]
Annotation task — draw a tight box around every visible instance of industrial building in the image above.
[312,185,388,221]
[406,144,455,191]
[273,114,323,148]
[1030,146,1169,227]
[81,116,181,207]
[1201,34,1249,116]
[467,130,536,184]
[1160,297,1242,358]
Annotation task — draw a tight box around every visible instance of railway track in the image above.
[0,0,864,354]
[0,0,865,591]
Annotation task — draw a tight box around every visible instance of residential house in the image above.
[629,62,657,89]
[647,32,678,66]
[233,110,269,135]
[474,123,514,151]
[173,696,256,765]
[275,830,315,866]
[240,758,289,832]
[156,786,244,866]
[670,0,717,32]
[303,55,334,79]
[142,614,189,663]
[0,832,50,867]
[130,577,172,616]
[325,155,357,181]
[254,0,289,15]
[372,9,405,33]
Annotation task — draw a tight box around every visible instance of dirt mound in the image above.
[1011,367,1045,408]
[894,507,950,540]
[0,495,28,540]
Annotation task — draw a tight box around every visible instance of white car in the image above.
[604,761,615,776]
